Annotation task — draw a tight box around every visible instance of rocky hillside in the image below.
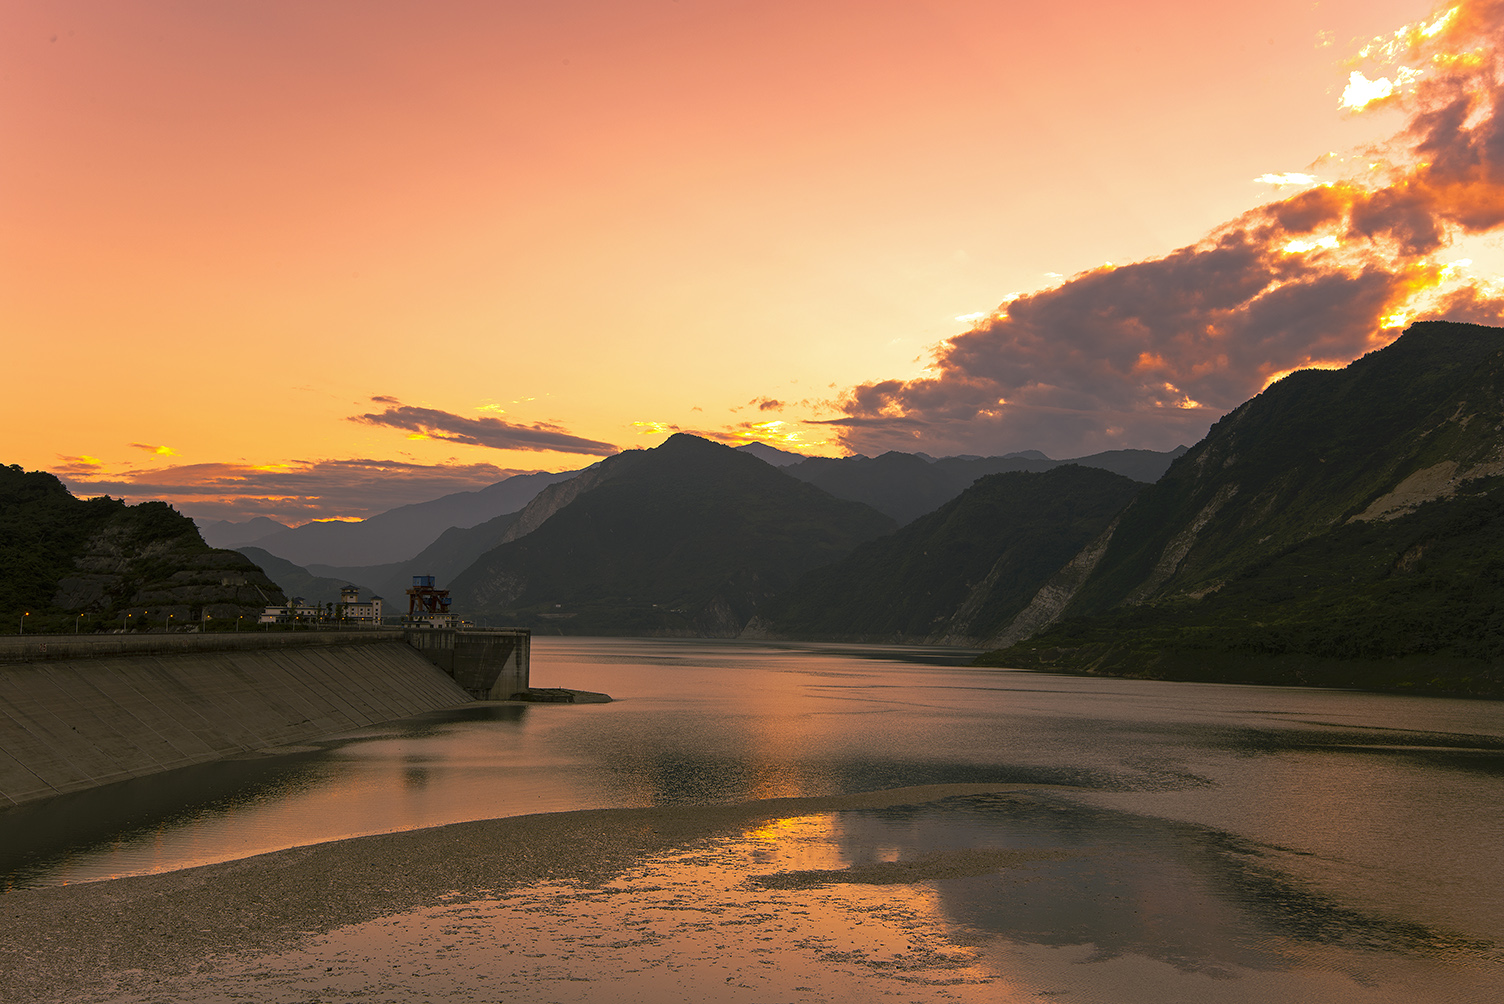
[984,321,1504,695]
[1,466,284,632]
[753,465,1142,645]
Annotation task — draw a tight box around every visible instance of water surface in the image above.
[4,637,1502,1001]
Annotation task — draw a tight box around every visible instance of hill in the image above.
[784,446,1185,525]
[249,469,578,567]
[298,509,525,604]
[733,442,808,466]
[235,547,374,607]
[197,516,290,549]
[450,434,896,635]
[753,465,1142,645]
[983,321,1504,696]
[1,465,284,631]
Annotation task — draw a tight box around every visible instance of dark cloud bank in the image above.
[819,0,1504,459]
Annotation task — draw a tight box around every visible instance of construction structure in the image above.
[406,575,457,627]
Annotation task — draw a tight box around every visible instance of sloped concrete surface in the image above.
[0,642,470,807]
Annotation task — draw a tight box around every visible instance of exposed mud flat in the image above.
[4,783,1497,1004]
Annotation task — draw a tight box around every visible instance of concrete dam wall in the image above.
[0,634,476,808]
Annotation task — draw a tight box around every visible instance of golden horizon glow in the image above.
[3,0,1501,522]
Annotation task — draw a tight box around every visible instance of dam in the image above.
[0,628,529,808]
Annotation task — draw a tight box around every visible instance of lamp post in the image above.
[20,611,27,635]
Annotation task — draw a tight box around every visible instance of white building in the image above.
[259,598,323,624]
[339,585,383,625]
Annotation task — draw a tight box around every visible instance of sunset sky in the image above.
[4,0,1502,523]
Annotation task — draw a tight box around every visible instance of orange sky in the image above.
[3,0,1501,522]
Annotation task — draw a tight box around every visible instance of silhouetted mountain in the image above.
[301,509,524,605]
[754,466,1142,645]
[1057,447,1192,484]
[784,446,1185,525]
[2,465,283,630]
[733,442,808,466]
[985,321,1504,696]
[196,516,290,549]
[250,469,579,567]
[450,434,896,636]
[236,546,372,607]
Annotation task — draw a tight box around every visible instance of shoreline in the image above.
[0,783,1043,1004]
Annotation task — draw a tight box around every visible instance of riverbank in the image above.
[5,780,1499,1004]
[0,784,1027,1003]
[979,641,1504,698]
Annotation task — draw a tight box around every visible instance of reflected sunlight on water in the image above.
[6,637,1504,1001]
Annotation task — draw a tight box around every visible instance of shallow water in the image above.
[5,636,1504,1001]
[5,638,1504,915]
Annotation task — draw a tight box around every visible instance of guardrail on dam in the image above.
[0,628,531,808]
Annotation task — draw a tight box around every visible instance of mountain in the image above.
[753,465,1143,645]
[449,434,896,636]
[299,509,525,605]
[984,320,1504,696]
[733,442,808,466]
[235,546,375,607]
[784,446,1185,525]
[249,469,579,567]
[196,516,290,549]
[1054,447,1193,484]
[1,465,284,631]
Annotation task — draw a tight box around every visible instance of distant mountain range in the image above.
[152,321,1504,696]
[782,446,1186,525]
[449,434,896,635]
[197,515,293,549]
[200,469,578,567]
[752,465,1142,645]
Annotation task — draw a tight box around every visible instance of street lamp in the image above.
[20,611,27,635]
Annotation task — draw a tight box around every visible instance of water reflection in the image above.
[809,794,1500,972]
[0,704,534,888]
[4,631,1504,949]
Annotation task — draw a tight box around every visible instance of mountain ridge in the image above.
[450,434,896,636]
[983,320,1504,696]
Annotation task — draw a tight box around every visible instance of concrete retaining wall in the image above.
[0,641,470,808]
[403,629,530,699]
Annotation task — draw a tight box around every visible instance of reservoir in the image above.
[4,637,1502,1001]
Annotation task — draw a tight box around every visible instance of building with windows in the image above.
[339,585,383,625]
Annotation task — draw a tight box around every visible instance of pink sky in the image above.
[3,0,1501,522]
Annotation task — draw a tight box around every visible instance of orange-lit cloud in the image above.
[630,418,829,455]
[820,0,1504,458]
[351,398,619,456]
[61,458,534,524]
[54,455,106,475]
[129,442,178,456]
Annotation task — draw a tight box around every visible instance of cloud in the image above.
[54,455,106,475]
[129,443,177,456]
[60,458,539,524]
[630,418,833,454]
[753,397,784,412]
[351,399,619,456]
[821,0,1504,458]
